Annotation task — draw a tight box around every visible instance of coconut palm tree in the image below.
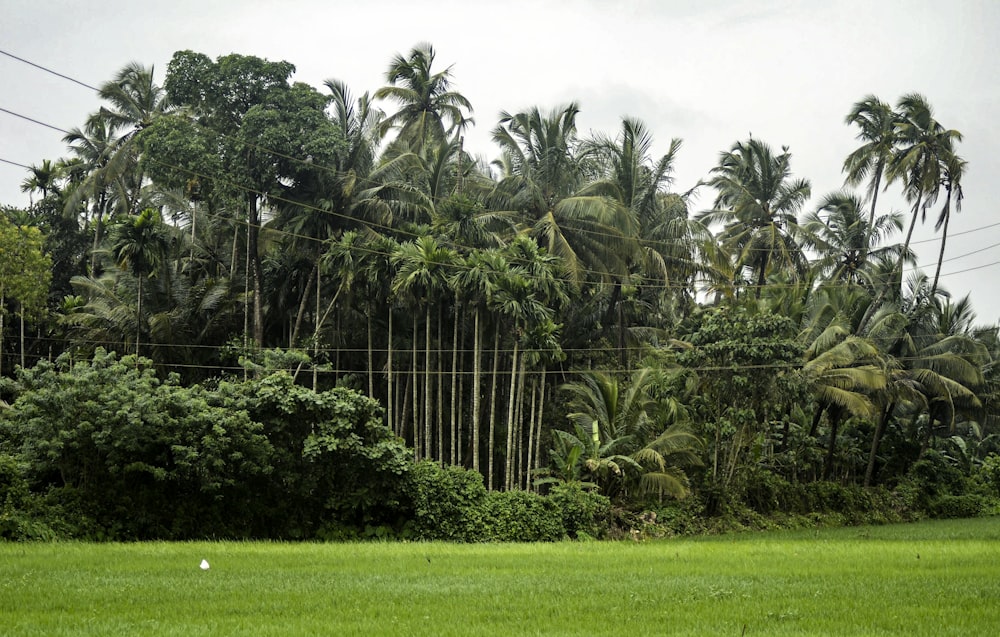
[700,138,811,299]
[930,151,966,297]
[887,94,962,285]
[374,43,473,156]
[63,116,128,273]
[803,191,905,288]
[843,96,898,245]
[491,103,636,285]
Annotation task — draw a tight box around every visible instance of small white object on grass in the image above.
[200,559,210,570]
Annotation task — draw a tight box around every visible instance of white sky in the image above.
[2,0,998,322]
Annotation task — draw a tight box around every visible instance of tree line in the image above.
[2,44,999,536]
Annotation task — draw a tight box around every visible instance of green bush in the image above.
[547,484,611,539]
[478,491,566,542]
[975,454,1000,498]
[404,461,487,541]
[929,494,988,519]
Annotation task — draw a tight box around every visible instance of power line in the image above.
[0,48,101,92]
[0,157,31,170]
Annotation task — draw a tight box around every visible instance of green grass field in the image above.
[2,517,999,636]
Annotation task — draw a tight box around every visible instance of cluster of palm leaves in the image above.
[7,44,997,502]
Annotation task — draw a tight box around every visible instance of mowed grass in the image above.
[2,517,999,636]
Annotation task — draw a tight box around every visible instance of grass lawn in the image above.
[2,516,999,636]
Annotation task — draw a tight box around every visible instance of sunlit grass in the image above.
[2,517,998,635]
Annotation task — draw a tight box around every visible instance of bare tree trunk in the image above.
[533,373,547,490]
[525,376,538,491]
[0,293,5,376]
[504,335,520,491]
[367,304,375,399]
[413,313,420,460]
[487,327,501,491]
[248,195,264,347]
[472,307,482,473]
[436,307,444,463]
[387,306,394,431]
[20,304,26,369]
[424,305,434,462]
[865,403,896,487]
[290,259,319,348]
[450,298,460,465]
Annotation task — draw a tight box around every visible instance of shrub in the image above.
[975,454,1000,498]
[404,461,487,541]
[547,484,611,539]
[929,494,988,519]
[478,491,565,542]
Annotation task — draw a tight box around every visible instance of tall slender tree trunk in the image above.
[20,304,26,369]
[412,313,420,460]
[533,373,547,490]
[823,409,843,481]
[0,293,5,376]
[312,265,321,391]
[436,307,444,463]
[424,305,433,462]
[450,297,461,465]
[860,191,924,333]
[861,164,884,263]
[865,402,894,487]
[248,195,264,346]
[504,335,520,491]
[525,377,538,491]
[290,259,319,348]
[367,302,375,398]
[387,306,394,432]
[135,276,143,355]
[487,327,501,490]
[930,193,952,297]
[471,307,482,473]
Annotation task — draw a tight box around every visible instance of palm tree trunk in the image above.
[525,377,538,491]
[865,402,894,487]
[248,195,264,347]
[289,259,319,348]
[930,195,952,297]
[533,372,547,489]
[0,293,5,376]
[312,265,321,391]
[862,164,884,261]
[387,306,394,432]
[424,305,433,462]
[471,307,482,473]
[505,336,520,490]
[487,327,501,491]
[367,303,374,399]
[20,304,26,369]
[436,307,444,463]
[413,313,420,460]
[450,297,460,465]
[135,275,143,355]
[823,409,842,481]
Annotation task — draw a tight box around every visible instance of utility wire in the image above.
[0,48,101,92]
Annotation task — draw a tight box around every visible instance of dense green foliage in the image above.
[3,45,999,537]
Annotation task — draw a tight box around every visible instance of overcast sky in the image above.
[2,0,998,322]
